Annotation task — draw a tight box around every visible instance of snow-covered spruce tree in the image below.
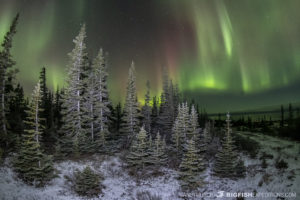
[93,49,110,148]
[187,104,207,168]
[150,96,159,136]
[126,126,149,169]
[171,102,189,155]
[187,105,200,140]
[168,80,175,121]
[235,159,246,177]
[148,131,167,167]
[141,80,152,134]
[53,87,63,130]
[39,67,55,149]
[13,82,54,186]
[58,24,88,156]
[203,121,213,145]
[213,112,238,178]
[74,166,103,197]
[178,138,206,191]
[172,119,182,156]
[0,13,19,149]
[172,83,180,118]
[82,67,97,153]
[120,62,140,148]
[83,49,110,152]
[157,67,174,140]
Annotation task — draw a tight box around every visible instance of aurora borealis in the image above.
[1,0,300,112]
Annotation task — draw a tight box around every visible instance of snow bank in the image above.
[0,132,299,199]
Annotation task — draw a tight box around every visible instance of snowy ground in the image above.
[0,132,299,200]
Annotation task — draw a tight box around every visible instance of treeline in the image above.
[222,104,300,141]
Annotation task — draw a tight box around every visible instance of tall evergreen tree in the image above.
[188,105,206,161]
[83,49,111,151]
[213,112,238,178]
[168,80,175,121]
[288,103,293,125]
[178,138,206,191]
[171,102,190,155]
[110,102,122,137]
[203,121,212,145]
[280,105,284,127]
[39,67,54,147]
[0,13,19,148]
[13,82,54,186]
[59,24,88,155]
[172,83,180,118]
[141,80,152,133]
[187,105,200,140]
[151,96,159,136]
[120,62,140,148]
[93,49,110,141]
[126,126,149,169]
[158,67,174,140]
[7,84,27,141]
[83,67,97,152]
[148,131,167,167]
[53,87,63,130]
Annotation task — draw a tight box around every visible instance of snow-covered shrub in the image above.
[261,158,268,169]
[258,173,272,186]
[0,148,3,164]
[73,166,103,197]
[234,134,260,158]
[136,190,162,200]
[275,158,288,170]
[235,159,246,178]
[259,151,273,160]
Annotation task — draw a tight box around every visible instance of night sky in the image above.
[1,0,300,112]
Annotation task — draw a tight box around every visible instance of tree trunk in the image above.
[1,78,7,147]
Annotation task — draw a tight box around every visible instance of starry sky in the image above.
[1,0,300,112]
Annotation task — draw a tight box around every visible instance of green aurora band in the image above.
[0,0,300,112]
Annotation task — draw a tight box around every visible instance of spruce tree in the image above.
[172,83,180,119]
[171,102,190,155]
[213,112,238,178]
[0,13,19,148]
[178,138,206,191]
[188,105,206,163]
[203,121,212,146]
[7,83,27,146]
[74,166,102,197]
[151,96,159,136]
[280,105,284,127]
[83,67,97,152]
[187,105,200,140]
[39,67,54,148]
[13,82,54,186]
[110,102,122,139]
[126,126,149,169]
[120,62,140,148]
[39,67,49,127]
[82,49,110,152]
[235,159,246,178]
[288,103,293,125]
[168,80,175,121]
[59,24,88,155]
[141,80,152,133]
[148,131,167,167]
[53,87,63,130]
[93,49,110,149]
[157,67,174,140]
[172,119,182,156]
